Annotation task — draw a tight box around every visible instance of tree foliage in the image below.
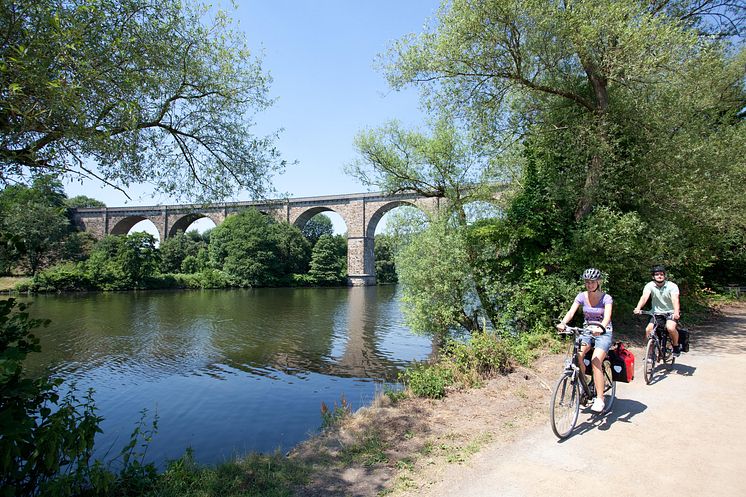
[354,0,745,336]
[307,234,345,286]
[301,213,334,246]
[374,234,398,284]
[208,208,311,287]
[0,299,101,496]
[384,0,745,220]
[0,0,285,202]
[0,176,71,274]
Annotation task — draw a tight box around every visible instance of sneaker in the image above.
[673,345,681,357]
[591,397,605,413]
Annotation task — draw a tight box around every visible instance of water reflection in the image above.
[21,286,430,465]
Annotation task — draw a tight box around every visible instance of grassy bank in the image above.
[0,276,30,292]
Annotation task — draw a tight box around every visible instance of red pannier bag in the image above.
[609,342,635,383]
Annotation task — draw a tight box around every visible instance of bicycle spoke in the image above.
[550,374,580,439]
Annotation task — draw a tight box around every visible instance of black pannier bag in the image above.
[678,327,690,352]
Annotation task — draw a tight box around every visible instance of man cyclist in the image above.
[633,265,682,357]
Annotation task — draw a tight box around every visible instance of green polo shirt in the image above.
[644,281,680,313]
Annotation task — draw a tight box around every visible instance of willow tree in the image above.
[0,0,284,202]
[382,0,745,221]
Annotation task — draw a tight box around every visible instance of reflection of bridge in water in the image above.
[241,287,436,380]
[71,192,443,286]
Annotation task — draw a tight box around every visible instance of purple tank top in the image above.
[575,291,612,324]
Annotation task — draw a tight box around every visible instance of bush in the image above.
[399,363,453,399]
[443,331,512,385]
[29,262,92,292]
[0,299,101,496]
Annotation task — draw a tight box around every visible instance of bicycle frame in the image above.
[639,310,675,384]
[550,323,616,439]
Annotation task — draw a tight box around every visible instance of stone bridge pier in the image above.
[72,192,445,286]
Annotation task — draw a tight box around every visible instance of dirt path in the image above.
[404,304,746,497]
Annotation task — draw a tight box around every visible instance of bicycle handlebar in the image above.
[636,310,674,318]
[556,321,606,336]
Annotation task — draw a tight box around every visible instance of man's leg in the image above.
[667,319,680,355]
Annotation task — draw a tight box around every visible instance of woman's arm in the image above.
[557,301,580,330]
[601,301,612,329]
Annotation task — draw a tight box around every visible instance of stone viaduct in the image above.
[71,191,444,286]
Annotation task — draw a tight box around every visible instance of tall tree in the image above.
[383,0,745,220]
[208,208,311,286]
[1,0,284,201]
[0,177,70,274]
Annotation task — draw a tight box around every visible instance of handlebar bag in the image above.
[609,342,635,383]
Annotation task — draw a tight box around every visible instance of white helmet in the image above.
[582,268,602,280]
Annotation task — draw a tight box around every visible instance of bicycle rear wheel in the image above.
[550,374,580,439]
[644,338,656,385]
[663,341,675,367]
[602,359,616,413]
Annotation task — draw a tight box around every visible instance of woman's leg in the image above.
[591,349,607,399]
[578,343,591,376]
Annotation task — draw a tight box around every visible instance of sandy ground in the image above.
[291,302,746,497]
[397,303,746,497]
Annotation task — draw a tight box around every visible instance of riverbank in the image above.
[282,301,740,496]
[0,276,29,292]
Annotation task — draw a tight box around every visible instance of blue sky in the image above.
[64,1,441,209]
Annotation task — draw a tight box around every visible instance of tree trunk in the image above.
[575,66,610,221]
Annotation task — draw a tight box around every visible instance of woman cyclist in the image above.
[556,268,614,413]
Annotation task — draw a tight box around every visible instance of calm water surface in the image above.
[23,285,431,466]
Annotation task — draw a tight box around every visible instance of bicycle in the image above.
[550,321,616,439]
[638,310,680,384]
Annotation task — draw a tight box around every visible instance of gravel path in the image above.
[414,305,746,497]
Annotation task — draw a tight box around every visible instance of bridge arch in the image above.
[290,206,348,234]
[167,213,221,238]
[110,216,163,241]
[363,199,437,239]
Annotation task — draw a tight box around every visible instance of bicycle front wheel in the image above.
[550,374,580,439]
[644,338,657,385]
[602,359,616,412]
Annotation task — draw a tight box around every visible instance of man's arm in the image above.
[633,288,651,313]
[672,291,680,320]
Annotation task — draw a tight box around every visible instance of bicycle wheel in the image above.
[663,341,675,367]
[602,359,616,413]
[644,338,656,385]
[550,374,580,439]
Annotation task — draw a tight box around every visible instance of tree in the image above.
[159,232,203,274]
[349,117,503,330]
[208,208,311,286]
[374,234,398,284]
[301,214,334,246]
[0,177,70,274]
[86,232,159,289]
[64,195,105,208]
[1,0,285,202]
[355,0,745,335]
[307,234,345,285]
[383,0,745,220]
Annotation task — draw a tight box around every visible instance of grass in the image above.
[0,276,30,292]
[340,430,389,467]
[132,450,309,497]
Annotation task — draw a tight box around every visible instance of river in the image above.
[21,285,432,467]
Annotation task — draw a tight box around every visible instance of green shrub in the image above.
[400,363,453,399]
[29,263,92,292]
[443,331,512,385]
[0,299,101,496]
